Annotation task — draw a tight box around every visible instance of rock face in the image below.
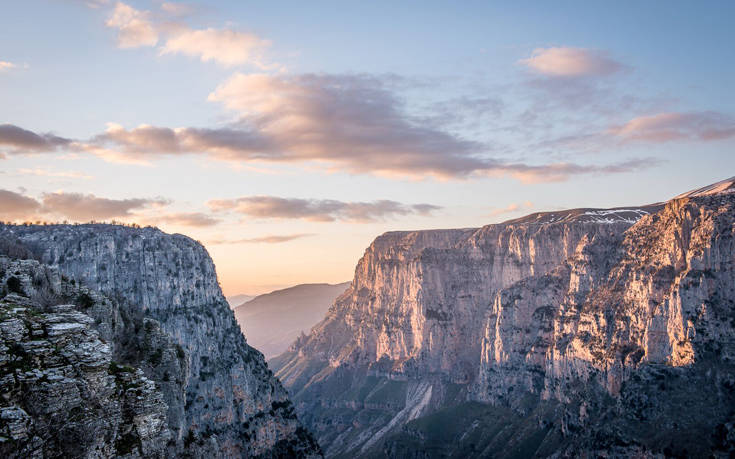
[0,257,172,458]
[234,283,350,359]
[272,180,735,457]
[0,225,320,458]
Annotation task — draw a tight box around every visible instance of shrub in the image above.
[76,292,95,309]
[6,276,23,295]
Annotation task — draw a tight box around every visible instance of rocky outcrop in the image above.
[0,257,171,458]
[0,225,320,458]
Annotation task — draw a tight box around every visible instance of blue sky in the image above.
[1,0,734,294]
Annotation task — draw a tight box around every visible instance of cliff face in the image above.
[271,206,663,455]
[479,191,735,402]
[0,257,173,457]
[274,180,735,457]
[0,225,320,458]
[473,191,735,456]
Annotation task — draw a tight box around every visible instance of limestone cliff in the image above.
[0,225,320,458]
[273,178,735,457]
[271,205,662,455]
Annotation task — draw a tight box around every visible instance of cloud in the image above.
[505,158,659,184]
[161,28,269,67]
[103,2,270,67]
[0,124,71,153]
[72,0,111,8]
[151,212,221,227]
[488,201,533,216]
[520,47,623,77]
[90,122,272,158]
[15,168,93,179]
[106,2,158,48]
[609,112,735,142]
[40,192,168,221]
[0,61,16,72]
[204,73,492,177]
[0,189,42,220]
[160,2,195,17]
[0,188,207,225]
[209,233,314,244]
[208,196,441,222]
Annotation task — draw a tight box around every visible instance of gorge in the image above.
[2,177,735,457]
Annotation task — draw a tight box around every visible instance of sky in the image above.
[1,0,734,295]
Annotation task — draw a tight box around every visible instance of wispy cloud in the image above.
[209,233,314,244]
[208,196,442,222]
[0,61,17,72]
[160,2,195,17]
[150,212,221,227]
[488,201,533,216]
[520,47,623,77]
[609,112,735,142]
[16,168,93,179]
[492,159,659,184]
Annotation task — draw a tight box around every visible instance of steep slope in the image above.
[235,283,350,359]
[271,205,662,456]
[0,224,320,458]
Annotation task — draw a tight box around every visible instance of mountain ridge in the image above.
[235,282,351,359]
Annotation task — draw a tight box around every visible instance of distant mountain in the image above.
[226,293,255,308]
[234,282,350,359]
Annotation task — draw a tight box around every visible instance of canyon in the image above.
[2,177,735,457]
